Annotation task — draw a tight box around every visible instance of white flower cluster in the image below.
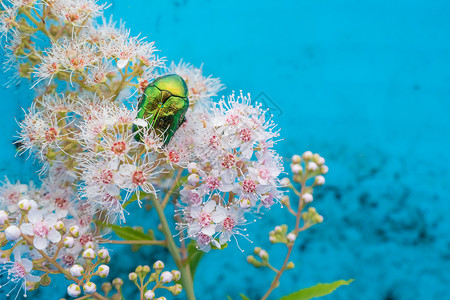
[172,91,284,251]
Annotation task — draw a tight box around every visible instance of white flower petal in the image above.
[203,201,216,213]
[211,238,221,249]
[21,258,33,272]
[117,59,129,69]
[212,206,227,223]
[28,209,42,224]
[201,224,216,236]
[26,274,41,282]
[20,223,34,236]
[44,213,58,226]
[33,236,48,250]
[132,118,148,127]
[47,228,61,243]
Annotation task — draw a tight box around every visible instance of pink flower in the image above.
[20,210,61,250]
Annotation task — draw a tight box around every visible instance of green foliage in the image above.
[186,240,205,279]
[239,293,250,300]
[110,224,154,241]
[279,279,354,300]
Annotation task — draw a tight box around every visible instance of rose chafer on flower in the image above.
[133,74,189,145]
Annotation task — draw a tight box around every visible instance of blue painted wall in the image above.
[1,0,449,299]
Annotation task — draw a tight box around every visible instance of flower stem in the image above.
[21,234,108,300]
[261,177,307,300]
[151,197,196,300]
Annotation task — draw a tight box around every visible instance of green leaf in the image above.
[187,240,205,279]
[110,224,154,241]
[239,294,250,300]
[279,279,354,300]
[226,296,233,300]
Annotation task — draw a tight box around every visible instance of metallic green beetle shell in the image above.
[133,74,189,145]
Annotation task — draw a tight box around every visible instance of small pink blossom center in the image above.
[11,262,26,278]
[55,197,68,209]
[198,212,212,227]
[197,233,211,246]
[132,170,146,186]
[242,179,257,193]
[223,217,235,231]
[221,153,235,169]
[226,114,239,125]
[45,127,58,142]
[100,169,114,184]
[168,151,180,163]
[79,234,93,246]
[209,135,220,149]
[111,141,127,155]
[33,221,49,237]
[205,177,220,190]
[239,128,252,142]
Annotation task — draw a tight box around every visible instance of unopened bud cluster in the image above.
[127,261,182,298]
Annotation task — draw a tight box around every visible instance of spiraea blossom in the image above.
[0,0,333,298]
[0,247,40,299]
[173,91,283,251]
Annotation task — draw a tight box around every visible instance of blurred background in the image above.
[1,0,449,299]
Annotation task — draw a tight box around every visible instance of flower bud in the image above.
[0,210,8,225]
[253,247,261,255]
[314,175,325,186]
[5,225,21,241]
[291,164,303,174]
[302,151,313,160]
[187,174,200,186]
[55,221,65,231]
[170,284,183,295]
[112,278,123,288]
[128,272,137,281]
[321,165,329,174]
[18,199,31,211]
[70,264,84,277]
[287,261,295,269]
[160,271,173,283]
[258,250,269,260]
[307,162,318,172]
[171,270,181,281]
[83,282,97,294]
[156,297,167,300]
[135,265,143,274]
[239,198,251,209]
[69,225,79,237]
[287,233,296,243]
[98,264,110,278]
[144,290,155,300]
[101,282,112,294]
[85,241,95,250]
[40,273,51,286]
[187,162,198,174]
[142,265,150,275]
[280,195,290,206]
[280,177,290,186]
[153,260,164,271]
[291,154,301,163]
[314,155,325,165]
[301,193,313,204]
[82,248,96,260]
[98,248,110,260]
[63,236,75,248]
[67,284,81,297]
[274,226,282,233]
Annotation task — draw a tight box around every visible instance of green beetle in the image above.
[133,74,189,145]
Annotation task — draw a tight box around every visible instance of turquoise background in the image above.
[1,0,449,299]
